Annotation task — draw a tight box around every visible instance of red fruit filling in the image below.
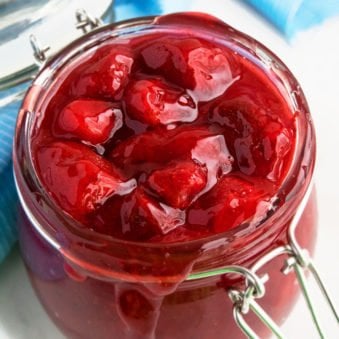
[139,37,202,89]
[54,99,123,145]
[120,189,186,241]
[124,79,197,126]
[72,47,134,99]
[147,161,208,209]
[109,125,223,177]
[188,47,237,101]
[188,176,276,233]
[35,141,136,220]
[204,78,295,181]
[32,27,296,243]
[139,37,239,100]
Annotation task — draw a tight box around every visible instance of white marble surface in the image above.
[1,1,339,338]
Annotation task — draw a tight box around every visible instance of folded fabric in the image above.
[0,85,25,263]
[0,161,18,263]
[244,0,339,38]
[114,0,192,20]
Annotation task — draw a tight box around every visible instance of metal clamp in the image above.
[187,184,339,338]
[29,34,50,64]
[75,9,102,34]
[29,9,102,65]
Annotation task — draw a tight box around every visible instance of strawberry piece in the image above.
[54,99,123,145]
[188,47,238,101]
[35,141,136,220]
[110,125,223,177]
[124,79,197,126]
[188,176,276,233]
[262,124,294,183]
[139,37,240,99]
[191,135,234,193]
[139,37,202,89]
[86,194,125,237]
[120,189,186,241]
[147,161,207,209]
[72,48,134,99]
[206,94,294,181]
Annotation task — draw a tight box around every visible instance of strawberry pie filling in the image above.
[31,26,295,244]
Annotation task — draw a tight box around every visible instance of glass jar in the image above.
[13,13,317,339]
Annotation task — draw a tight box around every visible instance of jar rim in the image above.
[13,13,316,257]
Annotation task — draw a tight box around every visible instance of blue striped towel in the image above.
[0,84,25,262]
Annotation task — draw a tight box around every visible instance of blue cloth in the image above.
[115,0,162,19]
[0,162,17,262]
[245,0,339,38]
[0,92,19,173]
[0,85,24,263]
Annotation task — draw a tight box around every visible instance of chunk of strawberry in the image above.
[120,189,186,241]
[86,194,125,237]
[188,47,238,101]
[191,135,233,193]
[139,37,202,89]
[124,79,197,126]
[72,48,133,99]
[110,124,223,177]
[206,98,259,176]
[35,141,136,220]
[261,126,293,182]
[54,99,123,145]
[147,161,207,209]
[188,176,276,233]
[206,94,294,181]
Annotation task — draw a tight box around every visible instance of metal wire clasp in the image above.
[229,184,339,338]
[75,9,102,34]
[187,184,339,338]
[29,9,102,65]
[29,34,50,64]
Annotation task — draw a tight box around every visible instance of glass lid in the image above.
[0,0,113,90]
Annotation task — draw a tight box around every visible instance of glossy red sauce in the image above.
[31,19,295,244]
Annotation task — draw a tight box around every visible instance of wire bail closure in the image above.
[187,184,339,338]
[75,8,103,34]
[29,9,102,66]
[29,34,50,64]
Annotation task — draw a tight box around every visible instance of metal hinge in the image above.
[187,184,339,338]
[29,9,102,65]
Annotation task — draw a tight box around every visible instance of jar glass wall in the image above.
[13,13,317,339]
